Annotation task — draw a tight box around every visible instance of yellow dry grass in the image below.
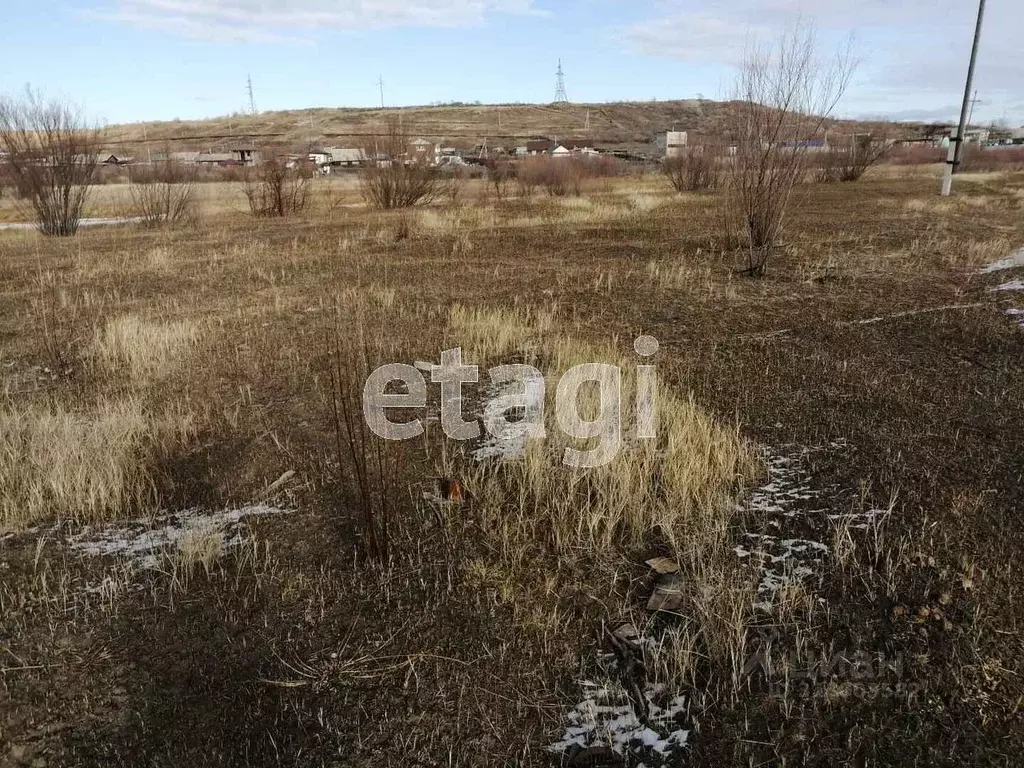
[0,397,195,530]
[447,303,556,361]
[167,526,226,580]
[447,306,759,676]
[91,314,201,382]
[467,332,756,558]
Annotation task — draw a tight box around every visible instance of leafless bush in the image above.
[0,88,104,236]
[517,155,621,198]
[816,134,891,182]
[360,118,443,209]
[486,159,514,202]
[663,148,721,192]
[129,155,197,226]
[518,156,577,197]
[724,26,854,276]
[884,145,945,166]
[244,158,309,217]
[958,146,1024,172]
[441,165,468,205]
[327,313,400,562]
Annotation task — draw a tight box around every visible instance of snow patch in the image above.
[0,216,145,232]
[980,247,1024,274]
[547,680,689,765]
[69,504,289,569]
[737,444,846,611]
[992,279,1024,292]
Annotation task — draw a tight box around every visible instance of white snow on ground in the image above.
[0,217,145,232]
[547,680,689,765]
[737,444,848,612]
[1007,309,1024,327]
[738,533,828,611]
[992,279,1024,292]
[980,248,1024,274]
[549,441,853,763]
[69,504,289,569]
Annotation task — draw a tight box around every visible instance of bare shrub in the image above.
[360,118,443,210]
[884,145,945,166]
[663,148,721,192]
[0,88,104,236]
[244,158,310,217]
[327,314,401,562]
[959,146,1024,173]
[31,268,84,380]
[129,155,197,226]
[486,158,514,202]
[515,156,576,197]
[725,26,854,276]
[441,165,468,205]
[816,134,891,182]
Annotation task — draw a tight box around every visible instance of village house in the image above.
[101,154,134,166]
[408,138,441,165]
[229,148,260,166]
[559,139,599,156]
[324,147,366,169]
[306,150,331,166]
[525,138,553,155]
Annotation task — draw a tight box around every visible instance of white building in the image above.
[662,131,688,158]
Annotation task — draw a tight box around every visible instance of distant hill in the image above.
[104,100,927,156]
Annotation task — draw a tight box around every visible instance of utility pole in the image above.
[378,75,385,109]
[247,74,257,114]
[943,0,986,194]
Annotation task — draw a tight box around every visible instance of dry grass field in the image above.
[1,164,1023,767]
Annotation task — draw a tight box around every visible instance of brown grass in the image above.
[0,166,1022,766]
[0,397,194,530]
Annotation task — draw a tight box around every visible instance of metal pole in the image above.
[952,0,986,174]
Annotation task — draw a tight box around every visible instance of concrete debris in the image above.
[647,572,685,613]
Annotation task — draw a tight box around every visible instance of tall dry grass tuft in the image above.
[92,315,200,382]
[446,308,760,679]
[0,397,194,530]
[467,334,756,559]
[448,303,556,361]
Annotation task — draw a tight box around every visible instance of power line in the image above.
[553,59,568,104]
[967,90,984,127]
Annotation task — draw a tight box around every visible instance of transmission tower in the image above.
[553,59,568,104]
[247,74,257,114]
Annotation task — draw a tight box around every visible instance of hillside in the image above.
[104,100,920,155]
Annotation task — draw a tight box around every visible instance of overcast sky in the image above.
[1,0,1019,125]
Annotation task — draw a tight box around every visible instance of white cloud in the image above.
[90,0,542,42]
[625,0,1024,122]
[626,12,769,64]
